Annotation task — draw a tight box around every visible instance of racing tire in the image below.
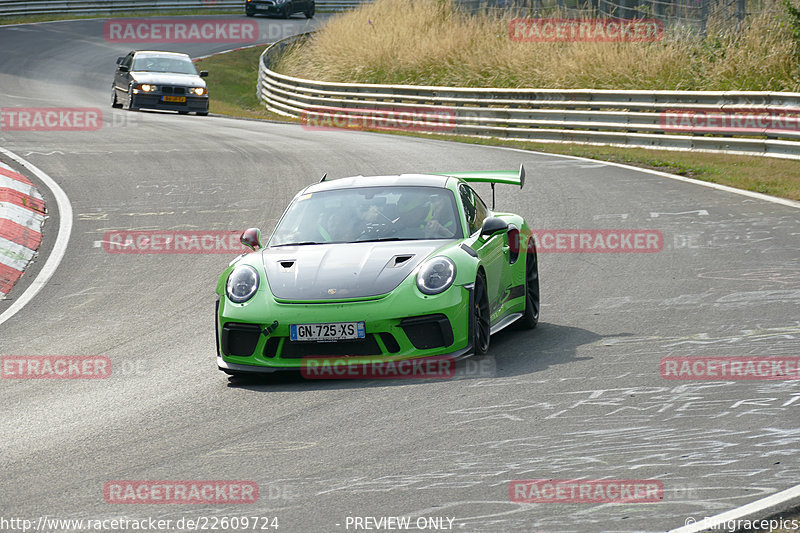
[111,88,122,108]
[517,237,540,329]
[281,6,291,18]
[246,11,255,17]
[472,272,491,355]
[178,110,190,115]
[305,4,315,18]
[125,86,138,111]
[196,111,209,116]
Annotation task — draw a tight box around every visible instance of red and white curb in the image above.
[0,160,45,296]
[0,147,71,327]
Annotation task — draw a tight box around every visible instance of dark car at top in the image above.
[112,51,209,116]
[245,0,315,18]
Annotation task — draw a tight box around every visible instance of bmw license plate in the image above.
[163,96,186,103]
[290,322,365,342]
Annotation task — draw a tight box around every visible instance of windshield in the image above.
[132,55,197,75]
[270,186,463,246]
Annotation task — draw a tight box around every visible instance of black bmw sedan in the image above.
[112,51,209,116]
[245,0,315,18]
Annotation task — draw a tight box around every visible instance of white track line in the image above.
[0,147,72,325]
[485,144,800,209]
[211,116,800,209]
[192,43,271,62]
[668,483,800,532]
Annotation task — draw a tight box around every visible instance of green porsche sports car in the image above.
[216,167,539,376]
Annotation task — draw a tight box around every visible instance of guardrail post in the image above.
[736,0,746,19]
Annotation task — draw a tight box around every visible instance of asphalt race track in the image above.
[0,15,799,533]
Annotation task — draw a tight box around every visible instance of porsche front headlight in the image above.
[226,265,259,303]
[416,256,456,295]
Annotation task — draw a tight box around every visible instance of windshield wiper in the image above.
[354,237,417,243]
[270,241,322,247]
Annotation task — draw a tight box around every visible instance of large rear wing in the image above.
[437,164,526,208]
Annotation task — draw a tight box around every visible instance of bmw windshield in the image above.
[270,186,463,246]
[132,54,198,74]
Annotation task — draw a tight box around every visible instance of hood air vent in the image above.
[387,254,414,268]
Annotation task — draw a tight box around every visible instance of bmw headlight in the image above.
[136,84,157,92]
[416,256,456,295]
[189,87,207,96]
[226,265,259,303]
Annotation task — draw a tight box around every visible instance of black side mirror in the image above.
[241,228,262,251]
[118,65,129,72]
[200,71,209,78]
[116,57,124,65]
[480,217,508,237]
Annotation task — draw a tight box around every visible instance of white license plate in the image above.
[290,322,365,342]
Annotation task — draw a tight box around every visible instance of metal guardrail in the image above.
[258,33,800,160]
[0,0,367,16]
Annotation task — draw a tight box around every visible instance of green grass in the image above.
[0,10,240,26]
[196,46,288,120]
[274,0,800,91]
[198,45,799,202]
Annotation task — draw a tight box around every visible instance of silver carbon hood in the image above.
[262,241,445,300]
